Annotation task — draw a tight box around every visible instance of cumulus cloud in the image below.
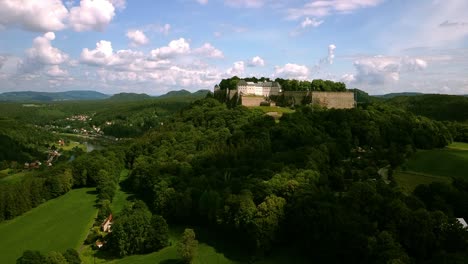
[0,0,123,32]
[342,56,428,85]
[248,56,265,67]
[150,38,191,59]
[275,63,309,80]
[227,61,245,76]
[46,65,68,77]
[127,30,149,47]
[80,40,145,67]
[18,32,69,73]
[301,17,324,28]
[0,0,68,32]
[69,0,116,32]
[288,0,384,20]
[194,43,224,58]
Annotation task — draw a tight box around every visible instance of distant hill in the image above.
[0,91,109,102]
[108,92,152,101]
[157,89,209,99]
[374,92,424,99]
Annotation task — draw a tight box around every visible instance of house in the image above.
[101,214,113,232]
[457,218,468,229]
[95,240,104,249]
[24,161,41,169]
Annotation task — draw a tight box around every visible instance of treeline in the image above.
[217,76,347,92]
[17,248,81,264]
[0,166,73,221]
[0,145,125,223]
[116,98,467,262]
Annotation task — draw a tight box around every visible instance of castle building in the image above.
[236,80,282,97]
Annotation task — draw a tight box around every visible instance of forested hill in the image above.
[156,89,210,99]
[385,94,468,122]
[107,93,152,101]
[0,91,110,102]
[116,98,467,263]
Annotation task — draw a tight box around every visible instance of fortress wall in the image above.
[241,96,265,107]
[283,91,309,105]
[311,92,355,109]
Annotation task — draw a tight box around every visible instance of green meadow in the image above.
[395,142,468,193]
[0,188,97,264]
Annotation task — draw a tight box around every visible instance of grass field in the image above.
[395,142,468,193]
[59,141,87,151]
[81,225,309,264]
[110,170,132,215]
[0,188,97,263]
[0,169,28,183]
[252,106,295,114]
[394,171,452,194]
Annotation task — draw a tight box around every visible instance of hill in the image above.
[385,94,468,122]
[108,92,152,101]
[0,91,110,102]
[157,89,209,99]
[374,92,424,99]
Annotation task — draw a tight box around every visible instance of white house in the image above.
[237,80,281,97]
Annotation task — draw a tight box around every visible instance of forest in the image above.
[1,92,468,264]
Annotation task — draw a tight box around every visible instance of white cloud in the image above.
[0,0,124,32]
[227,61,245,76]
[69,0,116,32]
[0,0,68,32]
[225,0,265,8]
[196,0,209,4]
[328,44,336,64]
[46,65,68,77]
[343,56,428,85]
[150,38,191,59]
[109,0,126,10]
[288,0,384,20]
[301,17,323,28]
[194,43,224,59]
[18,32,69,73]
[126,30,149,47]
[275,63,309,80]
[80,40,145,67]
[248,56,265,67]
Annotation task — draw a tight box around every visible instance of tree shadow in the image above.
[86,189,98,195]
[159,259,181,264]
[193,227,251,263]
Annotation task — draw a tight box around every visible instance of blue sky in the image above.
[0,0,467,95]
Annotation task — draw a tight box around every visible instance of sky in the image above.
[0,0,467,95]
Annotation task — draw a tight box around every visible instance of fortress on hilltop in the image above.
[214,79,356,109]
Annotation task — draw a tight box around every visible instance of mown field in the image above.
[395,142,468,193]
[0,188,97,264]
[82,226,306,264]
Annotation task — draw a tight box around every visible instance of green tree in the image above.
[17,250,47,264]
[177,228,198,264]
[62,248,81,264]
[45,251,67,264]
